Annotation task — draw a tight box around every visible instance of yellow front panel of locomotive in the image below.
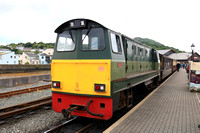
[51,60,111,96]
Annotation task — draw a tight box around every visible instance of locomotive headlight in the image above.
[95,84,105,92]
[100,86,104,90]
[52,81,60,88]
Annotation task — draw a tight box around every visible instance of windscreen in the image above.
[57,30,76,51]
[81,28,105,51]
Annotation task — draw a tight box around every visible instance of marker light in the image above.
[95,84,105,92]
[70,22,74,27]
[52,81,60,88]
[80,20,85,26]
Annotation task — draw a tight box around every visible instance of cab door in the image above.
[110,32,126,80]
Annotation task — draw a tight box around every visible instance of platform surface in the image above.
[104,69,200,133]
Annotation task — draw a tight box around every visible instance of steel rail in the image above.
[0,96,52,120]
[76,122,95,133]
[0,84,51,99]
[44,116,78,133]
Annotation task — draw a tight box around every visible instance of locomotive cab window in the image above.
[81,28,105,50]
[57,30,76,51]
[111,33,122,53]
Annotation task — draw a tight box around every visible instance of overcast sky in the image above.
[0,0,200,53]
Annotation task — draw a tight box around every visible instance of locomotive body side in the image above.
[110,34,160,111]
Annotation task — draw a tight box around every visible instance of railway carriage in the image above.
[51,19,160,120]
[159,54,177,80]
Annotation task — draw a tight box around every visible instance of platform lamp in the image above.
[191,43,195,61]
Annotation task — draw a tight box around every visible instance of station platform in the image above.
[0,71,51,87]
[104,69,200,133]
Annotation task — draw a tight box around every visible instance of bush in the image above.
[25,62,29,65]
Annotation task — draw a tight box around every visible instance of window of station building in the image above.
[57,30,76,51]
[81,28,105,51]
[111,33,122,53]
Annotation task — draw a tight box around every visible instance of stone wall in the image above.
[0,74,51,87]
[0,65,51,74]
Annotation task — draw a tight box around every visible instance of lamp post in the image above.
[191,43,195,61]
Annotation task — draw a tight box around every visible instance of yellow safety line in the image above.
[103,71,176,133]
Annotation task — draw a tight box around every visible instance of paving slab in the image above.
[104,69,200,133]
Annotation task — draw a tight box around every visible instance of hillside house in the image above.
[19,52,40,64]
[42,48,54,55]
[0,51,19,64]
[38,53,51,64]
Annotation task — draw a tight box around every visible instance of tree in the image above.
[11,48,22,54]
[24,42,32,47]
[25,61,29,65]
[34,50,39,54]
[0,45,11,50]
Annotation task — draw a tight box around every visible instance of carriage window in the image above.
[57,30,76,51]
[111,33,122,53]
[138,47,140,56]
[140,48,143,56]
[145,49,148,57]
[81,28,105,50]
[127,40,133,57]
[133,45,136,55]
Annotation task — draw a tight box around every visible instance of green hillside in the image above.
[134,37,184,53]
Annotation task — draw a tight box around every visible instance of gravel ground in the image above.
[0,108,66,133]
[0,81,51,93]
[0,81,66,133]
[0,89,52,108]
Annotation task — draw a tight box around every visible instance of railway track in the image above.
[0,96,52,120]
[44,117,96,133]
[0,84,51,99]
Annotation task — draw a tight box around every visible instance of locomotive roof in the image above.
[55,19,108,33]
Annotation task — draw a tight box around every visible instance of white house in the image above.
[0,51,19,64]
[38,53,51,64]
[42,48,54,55]
[16,46,24,51]
[19,52,40,64]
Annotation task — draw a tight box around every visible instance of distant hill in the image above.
[134,37,184,53]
